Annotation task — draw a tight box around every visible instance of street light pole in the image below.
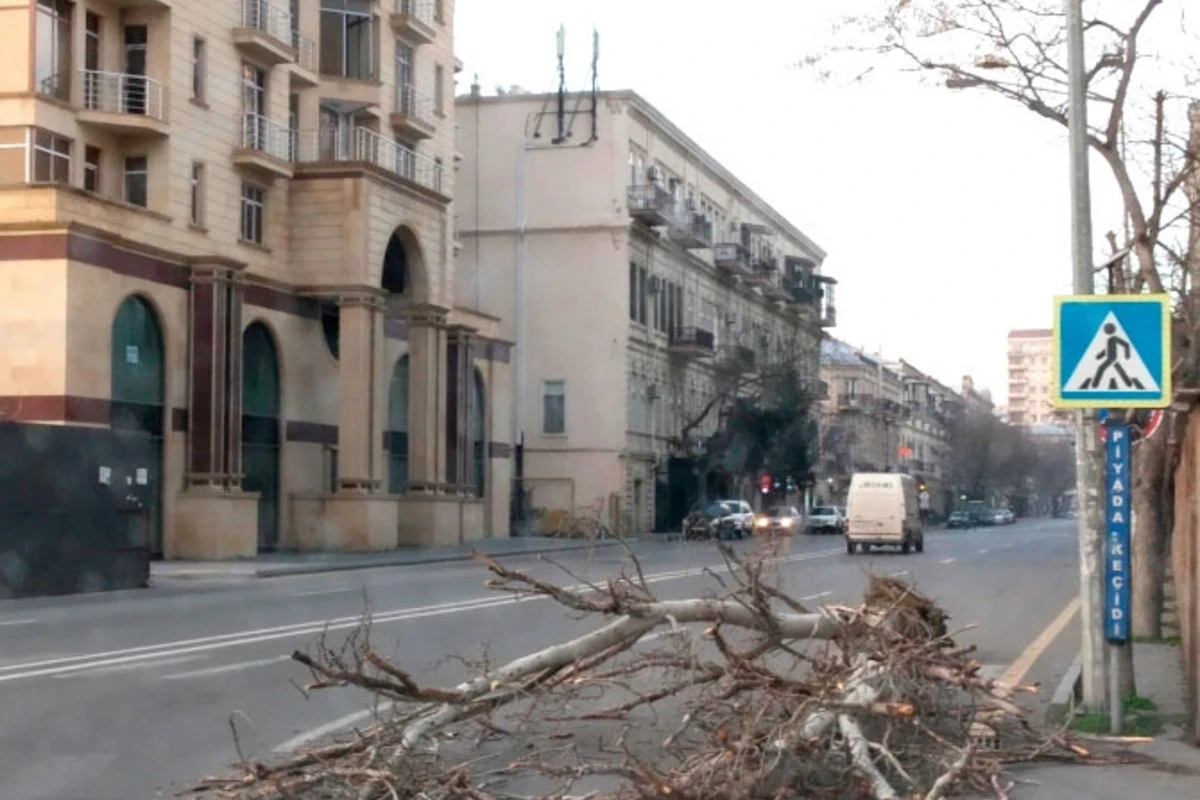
[1065,0,1108,710]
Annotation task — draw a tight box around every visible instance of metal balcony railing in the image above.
[80,70,167,120]
[395,83,435,123]
[627,183,675,223]
[241,114,296,162]
[241,0,294,46]
[396,0,435,26]
[713,242,752,271]
[293,29,317,72]
[668,327,716,352]
[295,127,445,194]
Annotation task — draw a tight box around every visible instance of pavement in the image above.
[0,518,1193,799]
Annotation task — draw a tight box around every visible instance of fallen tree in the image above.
[189,545,1097,800]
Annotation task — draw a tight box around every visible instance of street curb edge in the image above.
[1045,651,1083,725]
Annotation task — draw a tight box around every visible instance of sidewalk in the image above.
[1027,641,1198,797]
[151,534,627,580]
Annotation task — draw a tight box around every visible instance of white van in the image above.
[844,472,925,555]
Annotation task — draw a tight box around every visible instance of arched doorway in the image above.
[241,322,281,551]
[382,232,408,295]
[388,355,410,493]
[472,369,486,498]
[110,295,165,557]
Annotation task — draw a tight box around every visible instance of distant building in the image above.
[1006,329,1069,426]
[818,340,959,513]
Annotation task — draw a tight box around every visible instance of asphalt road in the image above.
[0,519,1084,800]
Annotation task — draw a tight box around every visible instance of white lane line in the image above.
[274,702,396,753]
[801,591,832,601]
[0,548,843,684]
[53,655,201,680]
[291,587,361,598]
[939,558,957,565]
[890,569,910,577]
[160,655,292,682]
[0,619,39,627]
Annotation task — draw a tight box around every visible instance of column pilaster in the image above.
[336,289,387,493]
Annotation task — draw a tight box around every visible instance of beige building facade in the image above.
[818,339,959,513]
[1006,328,1066,426]
[455,88,833,534]
[0,0,514,562]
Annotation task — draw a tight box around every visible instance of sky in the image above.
[453,0,1140,404]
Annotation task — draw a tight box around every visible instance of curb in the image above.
[1046,651,1083,725]
[155,538,627,581]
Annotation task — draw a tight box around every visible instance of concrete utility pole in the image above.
[1065,0,1108,709]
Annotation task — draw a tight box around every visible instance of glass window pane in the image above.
[319,12,343,74]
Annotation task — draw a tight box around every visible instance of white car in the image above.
[714,499,755,536]
[805,505,845,535]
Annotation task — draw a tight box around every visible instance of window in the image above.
[123,155,148,207]
[434,0,445,23]
[637,266,648,325]
[628,262,637,321]
[189,162,205,226]
[83,146,100,192]
[434,64,445,114]
[191,37,206,101]
[319,0,376,80]
[241,182,265,244]
[32,130,70,183]
[35,0,72,100]
[542,380,566,435]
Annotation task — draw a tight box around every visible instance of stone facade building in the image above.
[0,0,514,562]
[455,88,833,534]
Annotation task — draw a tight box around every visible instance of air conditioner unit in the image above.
[646,165,663,183]
[646,384,660,400]
[725,312,737,326]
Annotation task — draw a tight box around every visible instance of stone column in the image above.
[185,262,245,488]
[405,305,448,493]
[336,290,387,493]
[445,326,475,494]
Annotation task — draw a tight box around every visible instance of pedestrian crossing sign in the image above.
[1052,294,1172,409]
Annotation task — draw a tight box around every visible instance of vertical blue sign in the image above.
[1105,424,1132,643]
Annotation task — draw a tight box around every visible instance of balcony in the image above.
[390,84,436,140]
[667,212,713,249]
[753,257,789,300]
[233,114,296,179]
[712,242,753,276]
[77,70,169,136]
[390,0,437,44]
[627,184,675,226]
[667,327,715,359]
[715,344,756,373]
[295,127,446,197]
[817,275,838,328]
[234,0,301,66]
[837,393,875,411]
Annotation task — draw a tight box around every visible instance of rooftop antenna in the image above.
[553,24,567,144]
[588,27,599,143]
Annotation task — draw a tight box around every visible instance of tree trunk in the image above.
[1132,430,1169,639]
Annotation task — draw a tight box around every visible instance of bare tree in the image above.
[190,546,1099,800]
[808,0,1199,636]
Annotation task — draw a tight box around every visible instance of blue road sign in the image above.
[1104,424,1132,644]
[1053,294,1171,409]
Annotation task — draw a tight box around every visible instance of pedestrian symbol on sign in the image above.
[1062,312,1160,394]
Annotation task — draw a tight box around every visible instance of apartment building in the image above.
[1006,328,1065,426]
[818,340,961,511]
[455,88,834,535]
[0,0,514,562]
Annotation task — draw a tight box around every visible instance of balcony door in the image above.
[123,25,148,115]
[395,42,413,113]
[243,64,267,149]
[318,105,354,160]
[84,12,100,109]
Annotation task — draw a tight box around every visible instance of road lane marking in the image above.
[161,655,292,681]
[0,619,39,627]
[939,558,957,565]
[801,591,832,601]
[0,548,843,684]
[291,587,362,598]
[1000,595,1081,688]
[274,702,396,753]
[53,655,201,680]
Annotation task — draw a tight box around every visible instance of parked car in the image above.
[845,472,925,555]
[947,510,972,529]
[755,505,803,536]
[682,502,739,540]
[805,505,845,535]
[992,508,1015,525]
[714,498,755,536]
